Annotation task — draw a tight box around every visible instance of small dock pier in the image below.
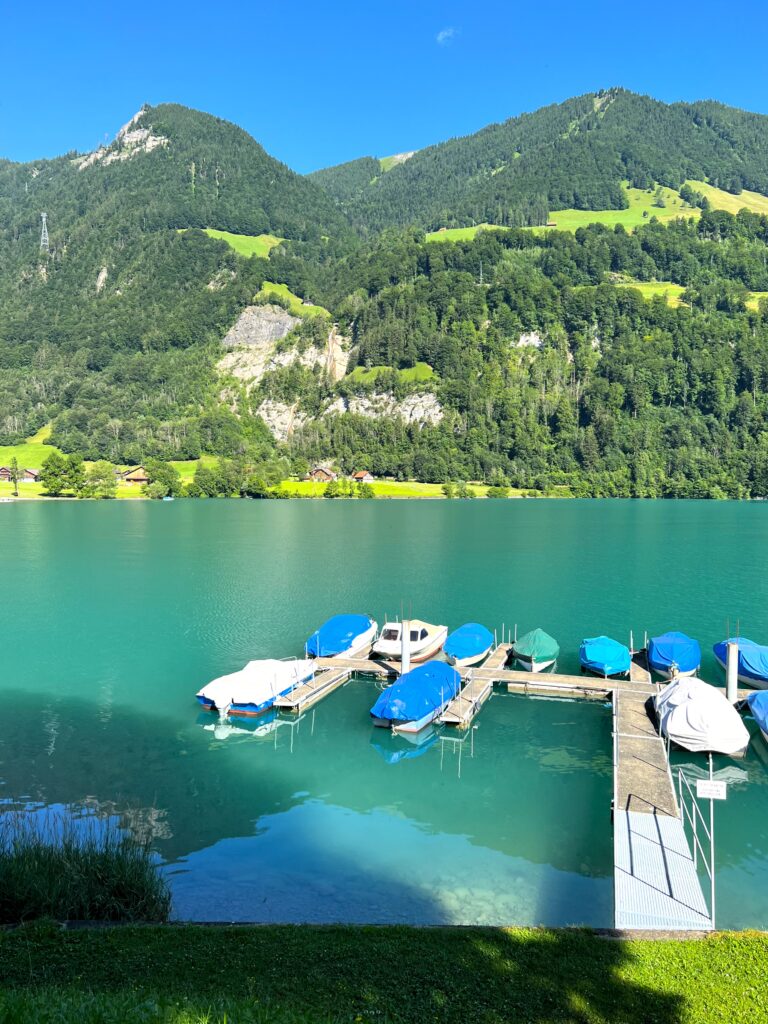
[275,652,397,713]
[272,634,723,931]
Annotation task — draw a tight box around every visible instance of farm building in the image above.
[305,467,337,482]
[351,471,374,483]
[120,466,150,485]
[21,469,40,482]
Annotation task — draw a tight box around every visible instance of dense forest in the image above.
[310,90,768,233]
[3,94,768,496]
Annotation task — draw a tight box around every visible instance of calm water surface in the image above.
[2,499,768,927]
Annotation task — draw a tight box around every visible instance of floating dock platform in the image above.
[273,636,736,931]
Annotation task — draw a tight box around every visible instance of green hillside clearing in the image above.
[202,229,284,258]
[536,185,697,233]
[426,224,505,243]
[255,281,330,318]
[617,280,686,306]
[345,362,435,385]
[687,180,768,216]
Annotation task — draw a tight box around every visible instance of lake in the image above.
[2,499,768,928]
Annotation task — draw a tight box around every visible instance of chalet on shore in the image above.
[351,471,374,484]
[305,467,337,483]
[0,466,40,482]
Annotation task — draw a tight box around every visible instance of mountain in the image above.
[0,104,351,461]
[309,89,768,232]
[3,93,768,499]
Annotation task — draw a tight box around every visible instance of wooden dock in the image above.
[273,637,719,930]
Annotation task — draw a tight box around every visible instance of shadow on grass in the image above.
[0,922,688,1024]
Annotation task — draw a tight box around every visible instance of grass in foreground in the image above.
[203,229,284,258]
[0,924,766,1023]
[256,281,331,318]
[0,811,170,924]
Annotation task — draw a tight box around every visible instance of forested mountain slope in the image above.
[310,90,768,232]
[0,104,350,460]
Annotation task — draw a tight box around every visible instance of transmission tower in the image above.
[40,212,49,253]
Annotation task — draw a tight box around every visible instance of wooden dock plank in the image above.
[274,668,352,712]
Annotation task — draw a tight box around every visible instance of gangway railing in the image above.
[677,760,716,928]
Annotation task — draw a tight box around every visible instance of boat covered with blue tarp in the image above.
[370,661,461,733]
[713,637,768,688]
[444,622,494,667]
[579,636,631,678]
[306,613,377,658]
[747,691,768,742]
[648,631,701,677]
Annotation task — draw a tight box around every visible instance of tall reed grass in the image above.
[0,808,171,923]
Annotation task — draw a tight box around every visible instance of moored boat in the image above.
[306,613,378,659]
[444,622,494,668]
[510,628,559,673]
[196,658,313,717]
[654,676,750,756]
[647,631,701,678]
[713,637,768,689]
[579,635,631,678]
[747,691,768,744]
[370,661,461,733]
[372,619,447,662]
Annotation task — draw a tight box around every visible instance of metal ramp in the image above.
[614,811,712,930]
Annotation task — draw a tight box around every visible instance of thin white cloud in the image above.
[436,27,457,45]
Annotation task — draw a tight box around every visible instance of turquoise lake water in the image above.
[2,499,768,927]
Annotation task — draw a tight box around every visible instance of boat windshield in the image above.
[382,628,400,641]
[410,630,420,641]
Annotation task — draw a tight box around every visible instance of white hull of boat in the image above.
[650,666,699,680]
[515,656,557,674]
[446,644,492,669]
[391,705,446,734]
[714,653,768,689]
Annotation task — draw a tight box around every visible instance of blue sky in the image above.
[1,0,766,172]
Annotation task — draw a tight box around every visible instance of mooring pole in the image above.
[726,640,739,704]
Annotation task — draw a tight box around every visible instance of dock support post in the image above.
[401,619,411,675]
[726,640,738,704]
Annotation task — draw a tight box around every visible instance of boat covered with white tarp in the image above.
[653,676,750,756]
[196,658,314,717]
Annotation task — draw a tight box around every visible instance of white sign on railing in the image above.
[696,780,727,801]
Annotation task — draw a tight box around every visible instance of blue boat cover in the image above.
[579,636,631,676]
[714,637,768,683]
[747,691,768,733]
[444,622,494,661]
[370,661,461,723]
[648,631,701,674]
[306,613,373,657]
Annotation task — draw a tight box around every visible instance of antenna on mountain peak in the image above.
[40,212,49,253]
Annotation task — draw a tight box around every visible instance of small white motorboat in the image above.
[196,658,313,717]
[444,623,494,668]
[372,619,447,662]
[654,676,750,756]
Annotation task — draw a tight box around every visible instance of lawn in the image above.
[344,361,435,385]
[203,229,284,258]
[0,923,766,1023]
[278,479,531,499]
[686,180,768,217]
[255,281,331,318]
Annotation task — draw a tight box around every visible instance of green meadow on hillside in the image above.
[255,281,331,318]
[688,180,768,217]
[202,229,284,258]
[344,361,435,385]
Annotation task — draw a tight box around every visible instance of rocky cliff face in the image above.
[218,304,349,387]
[255,391,444,442]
